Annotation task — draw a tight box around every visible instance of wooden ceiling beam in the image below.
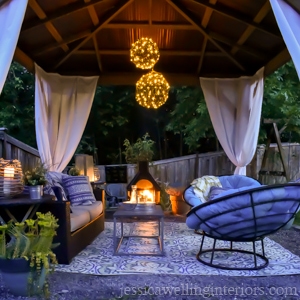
[75,49,226,56]
[84,0,100,26]
[210,32,268,60]
[190,0,281,38]
[13,47,35,74]
[104,22,195,29]
[198,0,217,74]
[28,0,69,52]
[264,48,291,77]
[54,0,134,70]
[231,1,271,55]
[165,0,245,71]
[93,36,103,72]
[22,0,105,32]
[33,30,91,55]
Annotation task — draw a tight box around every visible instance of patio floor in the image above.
[0,213,300,300]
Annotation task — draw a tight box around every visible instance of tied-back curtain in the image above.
[200,67,264,175]
[35,64,99,172]
[270,0,300,80]
[0,0,28,94]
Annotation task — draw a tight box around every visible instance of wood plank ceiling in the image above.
[14,0,292,85]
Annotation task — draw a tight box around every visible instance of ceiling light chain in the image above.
[130,37,170,109]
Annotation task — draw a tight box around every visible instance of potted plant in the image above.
[23,162,48,199]
[68,166,81,176]
[123,133,155,164]
[0,211,59,298]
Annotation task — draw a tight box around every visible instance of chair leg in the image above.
[210,238,217,264]
[252,240,257,269]
[261,238,265,257]
[199,233,205,253]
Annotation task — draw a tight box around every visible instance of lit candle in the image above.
[4,166,14,195]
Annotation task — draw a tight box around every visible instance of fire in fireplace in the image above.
[127,161,161,204]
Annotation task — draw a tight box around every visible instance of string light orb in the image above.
[136,70,170,109]
[130,37,160,69]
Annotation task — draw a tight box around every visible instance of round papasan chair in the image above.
[183,175,300,270]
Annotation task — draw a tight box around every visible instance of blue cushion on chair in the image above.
[62,176,96,206]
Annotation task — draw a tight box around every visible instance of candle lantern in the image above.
[0,159,24,198]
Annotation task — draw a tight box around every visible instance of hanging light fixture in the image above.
[130,37,160,70]
[136,70,170,109]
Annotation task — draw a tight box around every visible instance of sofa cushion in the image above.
[44,171,69,200]
[70,210,90,232]
[62,176,96,206]
[71,201,103,221]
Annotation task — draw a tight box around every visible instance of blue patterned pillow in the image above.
[62,176,96,206]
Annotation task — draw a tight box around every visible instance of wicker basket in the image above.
[0,159,24,198]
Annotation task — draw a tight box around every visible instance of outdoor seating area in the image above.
[1,0,300,299]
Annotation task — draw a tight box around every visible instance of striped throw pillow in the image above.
[62,176,96,206]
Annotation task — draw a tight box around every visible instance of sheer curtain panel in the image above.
[200,68,264,175]
[0,0,28,94]
[270,0,300,80]
[35,64,99,172]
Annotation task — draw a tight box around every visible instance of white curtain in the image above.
[0,0,28,94]
[200,67,264,175]
[270,0,300,79]
[35,64,99,172]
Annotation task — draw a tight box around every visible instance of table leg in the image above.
[113,217,117,255]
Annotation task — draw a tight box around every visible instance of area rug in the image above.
[55,221,300,276]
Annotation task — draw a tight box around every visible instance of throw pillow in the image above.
[208,186,229,201]
[62,176,96,206]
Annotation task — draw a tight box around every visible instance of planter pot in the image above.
[0,258,46,296]
[170,195,190,215]
[28,185,43,200]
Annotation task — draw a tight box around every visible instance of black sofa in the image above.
[40,188,105,264]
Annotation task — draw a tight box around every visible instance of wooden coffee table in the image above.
[113,204,164,256]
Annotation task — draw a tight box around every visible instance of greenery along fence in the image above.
[0,129,40,172]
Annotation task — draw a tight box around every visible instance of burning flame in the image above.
[140,189,154,203]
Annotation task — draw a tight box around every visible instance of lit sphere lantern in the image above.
[130,37,160,69]
[136,70,170,109]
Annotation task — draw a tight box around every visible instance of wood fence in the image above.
[1,128,299,185]
[0,129,40,171]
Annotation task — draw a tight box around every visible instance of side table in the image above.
[113,204,164,256]
[0,194,54,224]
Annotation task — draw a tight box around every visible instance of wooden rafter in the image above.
[33,30,91,55]
[104,22,195,29]
[75,49,226,56]
[198,0,217,74]
[22,0,105,32]
[264,48,291,76]
[93,35,103,72]
[84,0,100,26]
[165,0,245,71]
[190,0,281,38]
[231,1,271,55]
[28,0,68,52]
[197,37,207,74]
[210,32,268,60]
[54,0,134,70]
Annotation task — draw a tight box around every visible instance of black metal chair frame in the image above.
[184,182,300,270]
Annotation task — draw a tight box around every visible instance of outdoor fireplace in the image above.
[127,161,161,204]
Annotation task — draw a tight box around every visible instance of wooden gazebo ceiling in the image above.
[14,0,296,86]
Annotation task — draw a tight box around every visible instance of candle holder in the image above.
[0,159,24,198]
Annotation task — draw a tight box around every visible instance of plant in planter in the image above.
[123,133,155,164]
[68,166,81,176]
[23,162,48,199]
[0,211,59,298]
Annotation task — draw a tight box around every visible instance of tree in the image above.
[166,86,216,154]
[261,60,300,143]
[0,62,35,147]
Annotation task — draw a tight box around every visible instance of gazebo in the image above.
[0,0,299,175]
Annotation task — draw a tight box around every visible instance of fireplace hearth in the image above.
[127,161,161,204]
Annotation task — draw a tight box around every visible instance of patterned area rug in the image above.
[56,222,300,276]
